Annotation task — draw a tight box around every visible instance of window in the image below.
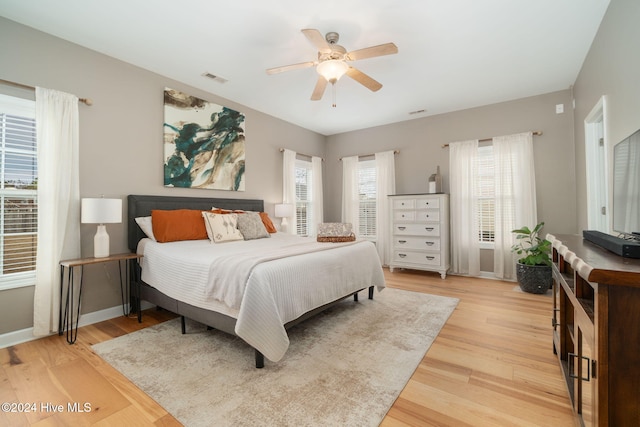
[476,145,495,244]
[0,94,37,290]
[295,159,312,236]
[476,144,517,246]
[358,159,377,238]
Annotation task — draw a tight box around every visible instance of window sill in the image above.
[0,275,36,291]
[0,283,35,292]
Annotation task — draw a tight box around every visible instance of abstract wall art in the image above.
[163,88,245,191]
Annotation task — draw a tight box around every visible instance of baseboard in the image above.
[447,271,516,282]
[0,301,154,349]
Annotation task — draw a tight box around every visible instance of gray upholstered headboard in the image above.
[127,194,265,251]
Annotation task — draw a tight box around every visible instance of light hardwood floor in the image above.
[0,269,576,426]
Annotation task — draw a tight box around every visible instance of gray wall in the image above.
[324,90,578,236]
[572,0,640,231]
[323,90,576,272]
[0,17,325,334]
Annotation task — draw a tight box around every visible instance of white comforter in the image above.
[138,234,385,362]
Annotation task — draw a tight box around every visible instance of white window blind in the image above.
[476,144,517,245]
[476,145,495,243]
[358,160,377,238]
[295,159,312,236]
[0,94,38,290]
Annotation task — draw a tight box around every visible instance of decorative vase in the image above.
[516,262,552,294]
[428,165,442,193]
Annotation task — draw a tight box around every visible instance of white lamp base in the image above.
[94,224,110,258]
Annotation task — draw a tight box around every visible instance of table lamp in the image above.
[275,203,294,233]
[81,197,122,258]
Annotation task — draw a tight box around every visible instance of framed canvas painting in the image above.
[163,88,245,191]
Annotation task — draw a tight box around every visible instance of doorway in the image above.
[584,96,608,232]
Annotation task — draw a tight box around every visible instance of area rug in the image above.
[92,288,458,427]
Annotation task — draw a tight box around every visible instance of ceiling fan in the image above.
[266,29,398,106]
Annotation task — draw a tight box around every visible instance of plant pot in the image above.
[516,262,552,294]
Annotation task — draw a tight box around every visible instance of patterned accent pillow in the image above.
[201,212,244,243]
[237,212,270,240]
[212,206,277,234]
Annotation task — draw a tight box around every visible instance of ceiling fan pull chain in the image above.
[332,83,337,108]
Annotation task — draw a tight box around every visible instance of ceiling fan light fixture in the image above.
[316,60,349,84]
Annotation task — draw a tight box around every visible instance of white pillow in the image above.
[135,216,156,241]
[201,212,244,243]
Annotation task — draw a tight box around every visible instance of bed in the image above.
[128,194,385,368]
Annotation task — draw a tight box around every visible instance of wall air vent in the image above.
[201,72,228,84]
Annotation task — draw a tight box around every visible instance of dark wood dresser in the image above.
[548,233,640,426]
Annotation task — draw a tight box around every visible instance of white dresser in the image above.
[388,193,450,279]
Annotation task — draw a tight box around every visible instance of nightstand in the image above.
[58,253,143,344]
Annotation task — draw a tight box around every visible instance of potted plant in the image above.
[511,222,552,294]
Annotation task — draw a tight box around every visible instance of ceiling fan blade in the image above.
[346,43,398,61]
[345,67,383,92]
[310,76,328,101]
[266,61,316,75]
[301,29,332,53]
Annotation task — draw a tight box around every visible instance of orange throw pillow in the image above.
[259,212,277,233]
[151,209,208,243]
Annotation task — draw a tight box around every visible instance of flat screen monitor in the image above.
[612,128,640,237]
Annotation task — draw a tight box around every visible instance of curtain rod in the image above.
[279,148,324,161]
[0,78,93,106]
[442,130,542,148]
[441,131,542,148]
[339,150,399,161]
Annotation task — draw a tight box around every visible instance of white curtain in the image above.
[310,156,324,235]
[282,149,297,234]
[375,151,396,264]
[341,155,359,236]
[33,88,81,336]
[493,132,537,280]
[449,140,480,276]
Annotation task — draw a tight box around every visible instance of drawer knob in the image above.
[425,241,434,246]
[398,240,407,244]
[398,226,406,231]
[425,227,434,231]
[399,253,407,258]
[426,256,435,260]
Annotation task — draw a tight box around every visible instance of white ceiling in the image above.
[0,0,610,136]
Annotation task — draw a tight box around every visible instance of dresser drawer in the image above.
[393,251,441,266]
[393,223,440,236]
[415,210,440,222]
[393,236,441,251]
[393,199,415,210]
[394,211,416,221]
[416,198,440,209]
